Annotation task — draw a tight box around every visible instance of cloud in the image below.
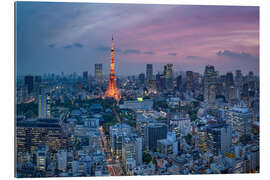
[96,46,111,52]
[48,44,55,48]
[143,51,154,55]
[186,56,198,59]
[123,49,141,55]
[73,42,83,48]
[63,44,73,49]
[168,52,177,56]
[63,42,84,49]
[216,50,258,61]
[96,45,121,53]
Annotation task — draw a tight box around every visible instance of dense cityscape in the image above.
[15,36,259,177]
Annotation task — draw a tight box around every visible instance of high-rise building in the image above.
[207,124,232,155]
[164,64,174,90]
[235,70,243,87]
[146,64,153,83]
[24,76,34,95]
[157,132,178,155]
[226,72,234,88]
[94,64,103,81]
[104,36,121,100]
[38,91,51,119]
[186,71,193,92]
[16,118,66,153]
[176,75,182,91]
[164,64,173,79]
[242,83,249,98]
[225,105,252,138]
[144,123,167,151]
[34,145,47,172]
[122,137,137,168]
[203,65,217,104]
[83,71,88,82]
[110,123,131,159]
[34,76,42,94]
[138,73,145,85]
[135,137,142,166]
[198,126,207,153]
[248,71,254,81]
[57,150,67,171]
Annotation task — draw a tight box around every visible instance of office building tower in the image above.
[94,64,103,81]
[203,65,217,104]
[248,71,254,81]
[57,150,67,171]
[225,105,253,138]
[144,123,167,151]
[16,118,66,153]
[146,64,153,83]
[38,91,51,119]
[176,75,182,91]
[24,75,34,95]
[34,76,42,94]
[34,145,47,172]
[164,64,173,79]
[198,126,208,153]
[226,72,234,87]
[138,73,145,85]
[235,70,243,87]
[228,85,240,101]
[122,137,137,168]
[156,73,166,91]
[83,71,88,82]
[186,71,193,92]
[157,132,178,155]
[207,124,232,155]
[164,64,174,90]
[135,137,143,165]
[110,123,131,159]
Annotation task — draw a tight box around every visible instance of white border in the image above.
[1,0,269,180]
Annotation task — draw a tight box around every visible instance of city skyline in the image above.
[16,2,259,76]
[15,2,260,178]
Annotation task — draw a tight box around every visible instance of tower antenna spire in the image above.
[104,36,120,101]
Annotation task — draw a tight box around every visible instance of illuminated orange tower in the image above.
[104,36,121,100]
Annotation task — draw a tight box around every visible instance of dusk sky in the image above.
[16,2,259,76]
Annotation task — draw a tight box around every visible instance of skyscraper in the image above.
[226,72,234,88]
[34,145,47,172]
[176,75,182,91]
[207,124,232,155]
[34,76,42,93]
[104,36,121,100]
[138,73,145,85]
[164,64,173,79]
[164,64,173,90]
[83,71,88,82]
[16,118,66,153]
[135,137,142,165]
[203,65,217,104]
[146,64,153,83]
[38,91,51,119]
[94,64,103,81]
[24,76,34,95]
[186,71,193,92]
[144,123,167,151]
[225,105,252,138]
[235,70,243,86]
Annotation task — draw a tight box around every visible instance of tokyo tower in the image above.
[104,36,121,100]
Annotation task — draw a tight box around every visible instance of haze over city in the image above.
[16,2,259,76]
